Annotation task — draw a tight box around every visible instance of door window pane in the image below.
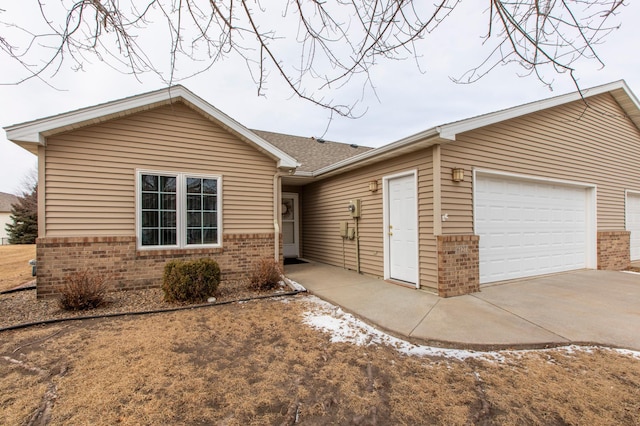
[283,221,295,244]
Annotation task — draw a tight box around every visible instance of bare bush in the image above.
[58,270,108,311]
[250,258,283,291]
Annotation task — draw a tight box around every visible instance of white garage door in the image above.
[475,174,590,284]
[626,192,640,261]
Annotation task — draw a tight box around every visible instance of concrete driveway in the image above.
[285,262,640,351]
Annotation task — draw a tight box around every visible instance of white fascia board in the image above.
[4,87,181,144]
[4,85,299,170]
[618,79,640,109]
[436,80,631,140]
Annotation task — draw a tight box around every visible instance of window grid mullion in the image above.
[178,174,185,248]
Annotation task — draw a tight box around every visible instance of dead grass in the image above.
[1,296,639,425]
[0,244,36,292]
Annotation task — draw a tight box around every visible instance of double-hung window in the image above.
[138,171,221,249]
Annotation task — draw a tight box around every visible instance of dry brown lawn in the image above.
[0,245,36,292]
[1,296,639,425]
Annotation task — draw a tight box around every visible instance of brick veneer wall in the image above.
[597,230,630,270]
[36,233,279,299]
[437,235,480,297]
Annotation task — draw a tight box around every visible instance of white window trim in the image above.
[136,169,223,250]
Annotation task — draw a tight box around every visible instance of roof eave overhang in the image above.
[436,80,639,140]
[311,128,441,180]
[306,80,640,181]
[4,85,300,170]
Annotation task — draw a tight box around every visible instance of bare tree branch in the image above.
[0,1,627,116]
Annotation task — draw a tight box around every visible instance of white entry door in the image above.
[386,173,418,285]
[282,193,299,258]
[626,192,640,261]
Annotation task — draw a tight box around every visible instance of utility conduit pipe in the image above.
[355,217,361,273]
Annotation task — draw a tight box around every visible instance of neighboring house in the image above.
[0,192,19,245]
[5,81,640,298]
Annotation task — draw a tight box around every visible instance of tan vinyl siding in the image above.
[44,102,276,236]
[302,149,437,290]
[440,93,640,234]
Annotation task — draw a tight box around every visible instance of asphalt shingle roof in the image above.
[252,130,373,173]
[0,192,18,212]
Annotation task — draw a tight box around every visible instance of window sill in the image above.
[136,246,223,258]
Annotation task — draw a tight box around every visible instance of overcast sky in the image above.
[1,2,639,194]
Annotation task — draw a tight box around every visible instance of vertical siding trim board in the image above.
[472,168,598,275]
[38,145,46,237]
[382,169,420,287]
[433,144,442,236]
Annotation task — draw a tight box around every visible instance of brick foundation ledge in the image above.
[35,233,277,298]
[597,230,630,271]
[437,235,480,298]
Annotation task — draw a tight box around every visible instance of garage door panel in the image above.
[476,174,589,284]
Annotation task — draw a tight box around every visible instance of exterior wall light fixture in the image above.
[452,168,465,182]
[369,180,378,192]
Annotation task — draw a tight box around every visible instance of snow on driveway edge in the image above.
[298,295,640,362]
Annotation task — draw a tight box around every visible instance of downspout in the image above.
[273,170,287,263]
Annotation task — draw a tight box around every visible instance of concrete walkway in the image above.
[285,262,640,351]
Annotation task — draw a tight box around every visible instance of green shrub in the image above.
[162,258,220,303]
[59,270,108,311]
[250,257,283,291]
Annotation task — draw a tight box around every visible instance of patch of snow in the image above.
[301,296,503,361]
[611,348,640,359]
[300,296,640,362]
[285,279,306,292]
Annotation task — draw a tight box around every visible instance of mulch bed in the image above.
[0,281,296,330]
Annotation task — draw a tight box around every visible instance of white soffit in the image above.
[4,86,299,169]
